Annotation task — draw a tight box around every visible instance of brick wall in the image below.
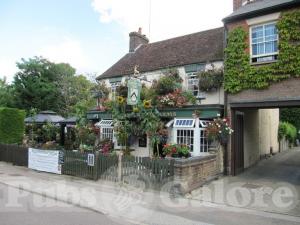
[173,153,222,194]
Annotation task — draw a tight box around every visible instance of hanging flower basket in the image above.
[206,117,233,146]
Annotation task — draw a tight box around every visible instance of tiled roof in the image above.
[98,27,224,79]
[224,0,300,22]
[25,113,65,124]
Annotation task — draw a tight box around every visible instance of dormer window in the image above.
[250,22,278,63]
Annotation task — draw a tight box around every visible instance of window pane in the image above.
[252,26,263,39]
[252,44,258,55]
[265,34,277,42]
[265,41,275,54]
[265,24,277,36]
[252,37,264,44]
[257,43,264,55]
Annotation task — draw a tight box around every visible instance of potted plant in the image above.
[178,144,191,158]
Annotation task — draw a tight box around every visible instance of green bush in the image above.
[0,107,26,144]
[278,122,297,143]
[280,108,300,132]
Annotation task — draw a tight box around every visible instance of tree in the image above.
[60,74,96,116]
[12,56,97,117]
[13,57,65,113]
[0,77,14,107]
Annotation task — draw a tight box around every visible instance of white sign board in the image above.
[28,148,62,174]
[87,154,95,166]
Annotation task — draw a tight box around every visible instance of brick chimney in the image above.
[129,27,149,52]
[233,0,258,11]
[233,0,243,11]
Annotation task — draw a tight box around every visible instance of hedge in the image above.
[0,107,26,144]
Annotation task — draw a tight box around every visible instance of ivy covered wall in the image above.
[224,10,300,94]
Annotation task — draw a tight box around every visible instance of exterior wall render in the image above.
[102,61,224,106]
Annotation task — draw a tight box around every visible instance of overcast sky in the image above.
[0,0,232,82]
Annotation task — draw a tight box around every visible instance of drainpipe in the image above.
[223,25,229,175]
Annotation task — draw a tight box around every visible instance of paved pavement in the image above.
[0,149,299,225]
[191,147,300,216]
[0,183,128,225]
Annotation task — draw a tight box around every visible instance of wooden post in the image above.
[94,152,99,181]
[118,151,123,183]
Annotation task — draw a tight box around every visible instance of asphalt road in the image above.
[0,183,132,225]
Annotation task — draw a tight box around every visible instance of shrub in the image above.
[162,143,190,158]
[278,122,297,143]
[0,107,26,144]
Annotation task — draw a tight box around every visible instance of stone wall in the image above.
[173,152,222,195]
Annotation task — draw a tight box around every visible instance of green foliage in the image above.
[181,91,197,105]
[198,65,223,92]
[225,10,300,93]
[41,122,59,142]
[0,107,25,144]
[280,108,300,132]
[111,98,162,155]
[116,84,128,98]
[61,74,96,116]
[0,78,14,107]
[141,85,158,103]
[13,57,65,113]
[152,69,182,95]
[162,143,190,158]
[11,56,96,117]
[75,125,96,151]
[278,122,297,143]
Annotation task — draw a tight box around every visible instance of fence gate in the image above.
[62,151,95,179]
[121,156,174,189]
[96,153,118,181]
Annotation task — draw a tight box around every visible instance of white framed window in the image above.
[187,72,200,97]
[101,127,114,141]
[110,81,121,99]
[250,22,278,63]
[200,129,209,153]
[169,118,210,155]
[185,64,205,97]
[176,129,194,152]
[95,120,114,141]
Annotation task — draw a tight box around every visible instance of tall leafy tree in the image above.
[12,56,97,117]
[13,57,64,113]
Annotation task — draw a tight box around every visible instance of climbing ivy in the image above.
[225,10,300,93]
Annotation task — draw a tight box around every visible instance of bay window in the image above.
[167,118,210,156]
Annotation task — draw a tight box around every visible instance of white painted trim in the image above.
[249,22,279,62]
[246,12,280,26]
